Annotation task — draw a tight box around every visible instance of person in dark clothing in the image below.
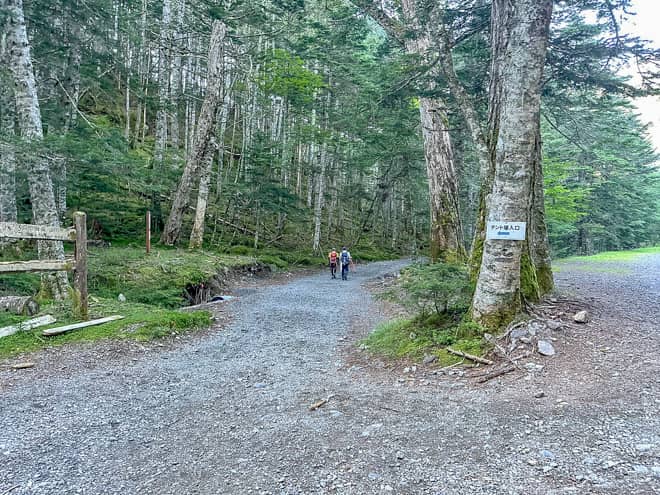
[340,247,352,280]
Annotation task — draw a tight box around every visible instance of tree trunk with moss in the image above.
[471,0,553,328]
[418,96,465,262]
[401,0,465,262]
[529,123,554,296]
[0,40,17,224]
[6,0,69,299]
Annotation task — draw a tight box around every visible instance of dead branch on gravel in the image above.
[438,359,465,371]
[475,365,516,383]
[446,347,494,365]
[309,394,335,411]
[483,333,523,370]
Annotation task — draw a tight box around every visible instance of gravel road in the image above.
[1,256,659,494]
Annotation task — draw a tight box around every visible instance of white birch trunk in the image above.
[154,0,172,168]
[5,0,68,298]
[312,143,327,252]
[162,20,227,245]
[471,0,553,328]
[189,59,234,249]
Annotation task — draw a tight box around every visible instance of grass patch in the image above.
[558,245,660,264]
[361,313,485,366]
[0,297,211,359]
[0,246,248,359]
[87,246,258,308]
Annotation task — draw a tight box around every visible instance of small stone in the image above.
[423,354,438,365]
[632,465,649,475]
[525,362,544,372]
[534,391,546,398]
[361,423,383,437]
[253,382,267,389]
[540,450,555,460]
[368,472,381,481]
[538,340,556,356]
[546,320,562,331]
[396,452,405,460]
[573,310,589,323]
[118,293,126,302]
[527,459,538,466]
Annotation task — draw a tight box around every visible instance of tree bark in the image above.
[529,122,554,296]
[5,0,69,299]
[400,0,465,262]
[471,0,553,328]
[312,143,327,253]
[154,0,172,169]
[162,20,227,246]
[0,39,17,224]
[418,97,465,262]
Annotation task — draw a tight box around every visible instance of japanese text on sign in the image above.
[486,221,527,241]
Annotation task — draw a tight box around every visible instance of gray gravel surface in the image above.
[1,256,659,494]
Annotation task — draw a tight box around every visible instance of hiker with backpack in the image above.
[340,247,352,281]
[328,248,339,279]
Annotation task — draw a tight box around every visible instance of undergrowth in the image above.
[361,261,486,365]
[362,313,485,366]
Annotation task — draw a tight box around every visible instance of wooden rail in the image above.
[0,212,88,319]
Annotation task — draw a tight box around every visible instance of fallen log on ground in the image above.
[0,315,57,338]
[42,315,124,336]
[446,347,494,366]
[0,296,39,316]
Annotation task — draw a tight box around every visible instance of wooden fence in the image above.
[0,212,88,319]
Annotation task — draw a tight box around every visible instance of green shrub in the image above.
[398,262,473,317]
[258,254,288,269]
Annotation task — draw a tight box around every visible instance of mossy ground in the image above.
[0,246,255,358]
[0,298,211,359]
[361,312,486,366]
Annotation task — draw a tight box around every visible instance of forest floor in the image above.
[0,252,658,494]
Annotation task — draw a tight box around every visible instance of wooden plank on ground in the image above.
[0,222,76,241]
[42,315,124,336]
[0,315,57,338]
[0,260,74,273]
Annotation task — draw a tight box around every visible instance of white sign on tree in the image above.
[486,221,527,241]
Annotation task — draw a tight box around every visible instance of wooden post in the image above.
[73,212,88,320]
[146,210,151,254]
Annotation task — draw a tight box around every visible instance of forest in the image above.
[0,0,659,331]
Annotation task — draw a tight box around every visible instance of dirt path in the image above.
[1,256,658,494]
